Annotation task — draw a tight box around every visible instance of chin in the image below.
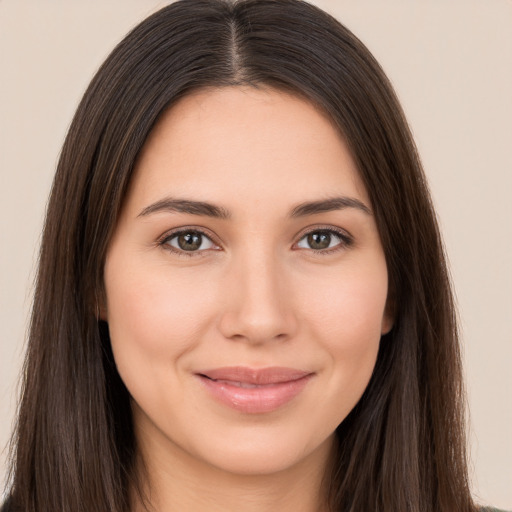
[185,425,336,477]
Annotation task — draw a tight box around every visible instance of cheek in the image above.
[300,259,388,399]
[104,262,218,386]
[305,257,388,340]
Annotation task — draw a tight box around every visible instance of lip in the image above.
[195,366,314,414]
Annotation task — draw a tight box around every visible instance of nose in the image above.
[218,250,298,344]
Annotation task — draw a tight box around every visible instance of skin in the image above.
[103,86,393,512]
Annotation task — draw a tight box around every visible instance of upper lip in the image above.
[196,366,313,385]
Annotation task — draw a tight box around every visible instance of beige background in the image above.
[1,0,511,508]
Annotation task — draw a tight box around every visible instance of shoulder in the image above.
[480,508,511,512]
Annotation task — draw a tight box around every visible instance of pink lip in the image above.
[196,366,314,414]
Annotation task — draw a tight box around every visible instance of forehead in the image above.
[125,86,369,215]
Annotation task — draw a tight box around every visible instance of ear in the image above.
[381,294,395,335]
[95,288,108,321]
[98,304,108,322]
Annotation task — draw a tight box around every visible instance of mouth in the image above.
[195,366,314,414]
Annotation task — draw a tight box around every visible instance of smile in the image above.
[196,366,314,414]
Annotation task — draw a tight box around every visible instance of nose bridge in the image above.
[219,243,296,343]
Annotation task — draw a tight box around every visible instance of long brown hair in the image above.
[5,1,476,511]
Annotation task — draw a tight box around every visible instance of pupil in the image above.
[178,233,201,251]
[308,232,331,250]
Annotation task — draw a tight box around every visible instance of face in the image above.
[103,87,392,478]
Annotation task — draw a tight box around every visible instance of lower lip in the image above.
[197,374,313,414]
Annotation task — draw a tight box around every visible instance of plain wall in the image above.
[1,0,511,508]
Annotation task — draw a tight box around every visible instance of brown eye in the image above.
[296,229,350,251]
[164,231,216,252]
[307,232,331,250]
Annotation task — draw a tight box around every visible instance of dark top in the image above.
[0,498,11,512]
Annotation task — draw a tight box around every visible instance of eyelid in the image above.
[292,225,354,254]
[156,224,354,258]
[157,226,222,257]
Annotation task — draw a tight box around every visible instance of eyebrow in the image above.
[290,197,371,217]
[138,198,231,219]
[137,196,371,219]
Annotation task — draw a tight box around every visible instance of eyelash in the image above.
[157,226,353,258]
[295,226,354,255]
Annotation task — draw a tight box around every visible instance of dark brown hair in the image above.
[5,1,476,511]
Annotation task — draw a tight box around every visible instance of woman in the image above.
[2,0,504,511]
